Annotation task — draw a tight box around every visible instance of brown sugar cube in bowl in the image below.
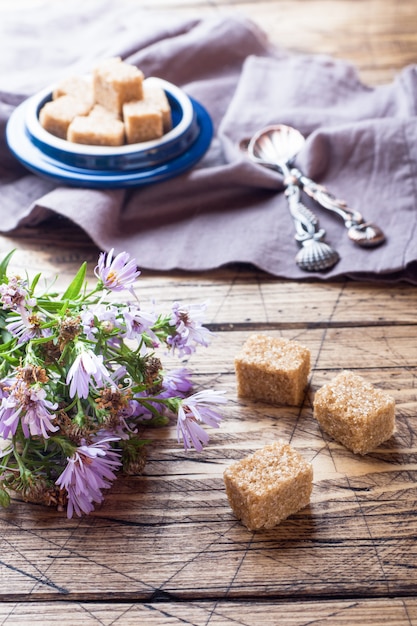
[52,75,94,105]
[223,441,313,531]
[93,57,144,115]
[39,96,92,139]
[67,114,125,146]
[234,334,311,406]
[123,100,164,144]
[313,370,396,455]
[142,78,172,132]
[89,104,121,121]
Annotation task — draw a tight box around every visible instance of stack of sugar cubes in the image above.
[39,57,172,146]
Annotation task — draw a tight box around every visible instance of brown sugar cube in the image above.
[89,104,121,121]
[234,334,311,406]
[39,96,92,139]
[143,78,172,132]
[93,57,144,115]
[52,75,94,105]
[313,370,396,455]
[123,100,164,143]
[67,114,125,146]
[223,441,313,530]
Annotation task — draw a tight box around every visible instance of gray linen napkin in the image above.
[1,0,417,282]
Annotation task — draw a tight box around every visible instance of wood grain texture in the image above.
[0,598,416,625]
[1,0,417,623]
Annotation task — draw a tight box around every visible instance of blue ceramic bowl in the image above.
[6,92,213,189]
[24,77,199,171]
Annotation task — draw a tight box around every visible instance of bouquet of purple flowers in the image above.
[0,249,225,518]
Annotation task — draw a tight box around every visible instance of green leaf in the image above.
[29,272,42,292]
[0,329,12,345]
[62,262,87,301]
[0,488,10,508]
[144,415,170,427]
[0,249,15,283]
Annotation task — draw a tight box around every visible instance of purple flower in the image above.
[177,389,226,452]
[0,379,13,400]
[126,393,160,421]
[122,306,159,347]
[121,398,147,420]
[55,436,122,518]
[167,302,212,357]
[0,276,35,311]
[94,248,140,293]
[125,370,193,421]
[0,380,58,439]
[80,303,118,340]
[160,367,193,399]
[66,348,111,399]
[0,394,21,439]
[21,386,59,439]
[6,312,51,345]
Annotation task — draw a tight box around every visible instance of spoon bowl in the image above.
[248,124,305,172]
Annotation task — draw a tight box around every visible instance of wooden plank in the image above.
[183,326,417,380]
[0,598,415,625]
[214,280,417,327]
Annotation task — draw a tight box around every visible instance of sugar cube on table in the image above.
[223,441,313,530]
[234,334,311,406]
[313,370,396,455]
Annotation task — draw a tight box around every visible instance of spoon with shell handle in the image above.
[255,124,385,247]
[243,131,340,272]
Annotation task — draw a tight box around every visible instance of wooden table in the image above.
[1,1,417,624]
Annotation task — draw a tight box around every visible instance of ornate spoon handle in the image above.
[284,180,340,272]
[292,168,386,248]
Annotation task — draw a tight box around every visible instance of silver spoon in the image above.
[252,124,385,248]
[243,130,340,272]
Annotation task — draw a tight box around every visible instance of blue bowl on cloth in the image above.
[6,77,213,188]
